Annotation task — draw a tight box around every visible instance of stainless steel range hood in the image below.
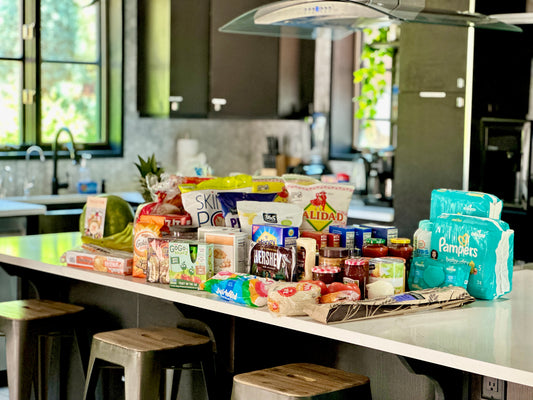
[219,0,522,40]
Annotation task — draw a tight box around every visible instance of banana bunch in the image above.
[81,222,134,252]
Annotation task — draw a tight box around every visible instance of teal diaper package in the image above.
[430,214,514,300]
[408,257,470,291]
[430,189,503,220]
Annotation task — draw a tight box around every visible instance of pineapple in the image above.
[134,154,165,202]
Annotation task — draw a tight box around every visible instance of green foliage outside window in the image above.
[353,27,395,123]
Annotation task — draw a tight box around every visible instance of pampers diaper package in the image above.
[430,214,514,299]
[430,189,503,220]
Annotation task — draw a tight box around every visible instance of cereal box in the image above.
[169,241,214,289]
[251,224,298,247]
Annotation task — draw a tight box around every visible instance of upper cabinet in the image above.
[137,0,314,119]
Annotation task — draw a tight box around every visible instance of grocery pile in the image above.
[64,177,513,323]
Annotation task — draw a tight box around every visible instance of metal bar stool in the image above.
[231,363,372,400]
[82,326,217,400]
[0,299,85,400]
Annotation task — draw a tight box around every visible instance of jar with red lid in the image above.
[343,257,370,299]
[318,247,351,269]
[362,238,388,258]
[312,266,341,284]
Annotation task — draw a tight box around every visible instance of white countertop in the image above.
[0,200,47,218]
[0,232,531,387]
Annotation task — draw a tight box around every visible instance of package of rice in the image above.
[430,214,514,299]
[283,176,354,232]
[430,189,503,220]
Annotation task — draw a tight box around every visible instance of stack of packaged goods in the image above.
[66,175,511,322]
[408,189,514,300]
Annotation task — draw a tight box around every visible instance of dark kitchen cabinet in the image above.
[137,0,314,119]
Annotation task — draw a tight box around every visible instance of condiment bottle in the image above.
[343,257,370,299]
[362,238,388,258]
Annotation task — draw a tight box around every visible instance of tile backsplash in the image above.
[0,0,311,198]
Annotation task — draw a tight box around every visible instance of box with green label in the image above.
[169,240,214,290]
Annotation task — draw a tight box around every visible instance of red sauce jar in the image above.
[362,238,388,258]
[343,257,370,299]
[312,266,341,284]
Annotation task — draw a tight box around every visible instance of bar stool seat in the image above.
[0,299,85,400]
[82,326,217,400]
[231,363,372,400]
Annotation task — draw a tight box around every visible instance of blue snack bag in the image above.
[217,192,277,228]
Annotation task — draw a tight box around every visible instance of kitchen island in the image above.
[0,232,531,397]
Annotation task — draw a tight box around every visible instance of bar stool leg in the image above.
[5,321,37,400]
[123,352,161,400]
[83,342,103,400]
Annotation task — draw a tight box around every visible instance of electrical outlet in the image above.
[481,376,506,400]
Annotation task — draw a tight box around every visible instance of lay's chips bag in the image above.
[430,214,514,299]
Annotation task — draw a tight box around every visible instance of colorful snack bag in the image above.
[237,200,303,237]
[217,192,277,228]
[201,271,274,307]
[250,243,297,281]
[284,177,354,232]
[430,189,503,220]
[133,215,166,278]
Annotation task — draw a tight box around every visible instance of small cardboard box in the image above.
[252,224,298,247]
[169,241,214,290]
[361,223,398,246]
[204,231,249,274]
[64,248,133,275]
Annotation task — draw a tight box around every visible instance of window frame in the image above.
[0,0,124,160]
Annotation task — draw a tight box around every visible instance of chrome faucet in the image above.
[24,145,46,197]
[52,127,77,195]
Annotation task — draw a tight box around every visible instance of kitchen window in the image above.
[0,0,123,158]
[330,27,398,158]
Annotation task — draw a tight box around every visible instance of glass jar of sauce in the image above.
[318,247,350,269]
[312,266,341,284]
[343,257,370,299]
[362,238,388,258]
[388,238,413,263]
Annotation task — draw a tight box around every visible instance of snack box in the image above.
[197,226,242,241]
[301,230,328,251]
[64,247,133,275]
[169,240,214,290]
[252,224,298,248]
[204,231,249,274]
[353,225,372,250]
[329,225,355,249]
[361,223,398,246]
